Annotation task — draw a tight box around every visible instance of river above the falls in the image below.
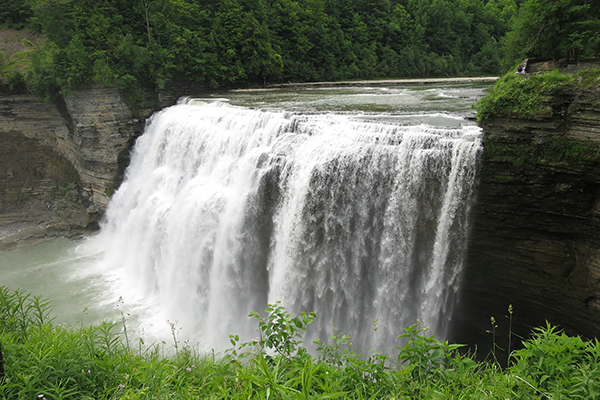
[0,81,492,350]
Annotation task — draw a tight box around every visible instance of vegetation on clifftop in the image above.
[2,0,599,107]
[502,0,600,70]
[475,68,600,122]
[473,0,600,122]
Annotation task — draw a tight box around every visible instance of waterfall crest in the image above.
[96,100,482,351]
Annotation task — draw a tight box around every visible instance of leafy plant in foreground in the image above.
[248,301,316,360]
[3,286,600,399]
[510,322,600,399]
[396,320,465,383]
[0,286,53,339]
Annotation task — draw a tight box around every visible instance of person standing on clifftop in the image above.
[516,65,525,74]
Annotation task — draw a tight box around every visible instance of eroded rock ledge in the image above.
[451,85,600,355]
[0,86,153,245]
[0,82,213,245]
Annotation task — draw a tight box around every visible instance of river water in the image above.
[0,82,491,351]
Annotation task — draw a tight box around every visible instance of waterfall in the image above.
[96,99,482,352]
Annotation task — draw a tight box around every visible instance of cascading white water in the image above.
[96,99,481,352]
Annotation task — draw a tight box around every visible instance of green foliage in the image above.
[232,301,316,360]
[396,320,465,382]
[7,0,600,97]
[6,70,25,90]
[0,287,53,339]
[502,0,600,66]
[3,288,600,399]
[0,0,33,29]
[510,323,600,399]
[27,40,59,102]
[475,69,575,121]
[118,74,142,117]
[313,328,356,368]
[0,34,40,89]
[576,68,600,87]
[13,0,516,101]
[477,68,600,126]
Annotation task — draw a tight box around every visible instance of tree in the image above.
[504,0,600,65]
[0,0,33,28]
[24,0,515,94]
[241,13,283,85]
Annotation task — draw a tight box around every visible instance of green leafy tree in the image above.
[241,14,283,84]
[504,0,600,66]
[56,35,91,88]
[0,0,33,28]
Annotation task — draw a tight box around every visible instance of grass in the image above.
[474,69,600,122]
[1,287,600,399]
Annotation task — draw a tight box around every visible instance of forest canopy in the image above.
[0,0,599,98]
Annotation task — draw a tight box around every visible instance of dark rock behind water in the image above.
[0,90,92,246]
[451,85,600,356]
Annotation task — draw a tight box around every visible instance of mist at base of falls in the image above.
[0,84,488,353]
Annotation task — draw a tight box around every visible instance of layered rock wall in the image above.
[0,86,155,243]
[0,90,89,243]
[0,82,211,244]
[59,87,145,208]
[452,86,600,355]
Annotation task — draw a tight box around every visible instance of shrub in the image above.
[476,69,600,122]
[475,70,573,121]
[510,323,600,399]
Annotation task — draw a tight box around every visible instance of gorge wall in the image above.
[0,85,160,245]
[451,85,600,355]
[0,81,236,245]
[0,89,84,244]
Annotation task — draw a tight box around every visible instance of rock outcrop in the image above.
[59,87,147,208]
[0,86,156,244]
[0,89,91,245]
[0,81,211,245]
[451,85,600,356]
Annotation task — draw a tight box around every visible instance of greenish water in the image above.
[0,237,153,338]
[0,238,113,325]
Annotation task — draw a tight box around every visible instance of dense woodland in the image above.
[0,0,599,99]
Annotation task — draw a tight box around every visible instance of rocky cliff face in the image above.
[0,89,90,245]
[0,82,210,245]
[451,86,600,355]
[58,87,147,208]
[0,86,158,245]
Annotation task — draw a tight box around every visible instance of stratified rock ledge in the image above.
[452,85,600,355]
